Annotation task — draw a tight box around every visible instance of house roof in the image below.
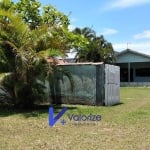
[116,49,150,63]
[116,49,150,58]
[58,62,104,66]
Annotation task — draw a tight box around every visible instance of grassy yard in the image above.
[0,87,150,150]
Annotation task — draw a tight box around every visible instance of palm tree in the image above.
[0,8,70,108]
[73,27,115,63]
[0,8,76,108]
[86,35,115,63]
[0,9,50,107]
[73,27,96,40]
[73,27,96,62]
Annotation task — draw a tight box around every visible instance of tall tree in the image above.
[14,0,42,29]
[73,27,115,63]
[0,0,87,107]
[0,9,50,107]
[14,0,70,29]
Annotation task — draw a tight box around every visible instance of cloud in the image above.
[68,24,76,31]
[106,0,150,9]
[113,41,150,55]
[101,28,118,36]
[133,30,150,39]
[68,17,78,31]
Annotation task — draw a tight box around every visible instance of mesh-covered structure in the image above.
[50,63,120,106]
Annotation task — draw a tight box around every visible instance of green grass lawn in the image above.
[0,87,150,150]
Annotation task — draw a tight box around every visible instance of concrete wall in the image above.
[59,64,97,105]
[105,64,120,106]
[48,63,120,106]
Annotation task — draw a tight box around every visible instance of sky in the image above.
[37,0,150,56]
[13,0,150,56]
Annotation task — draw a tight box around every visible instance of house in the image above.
[116,49,150,86]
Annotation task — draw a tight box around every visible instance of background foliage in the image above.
[0,0,115,108]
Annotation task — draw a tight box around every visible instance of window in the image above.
[136,68,150,77]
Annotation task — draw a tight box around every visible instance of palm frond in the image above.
[0,85,12,104]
